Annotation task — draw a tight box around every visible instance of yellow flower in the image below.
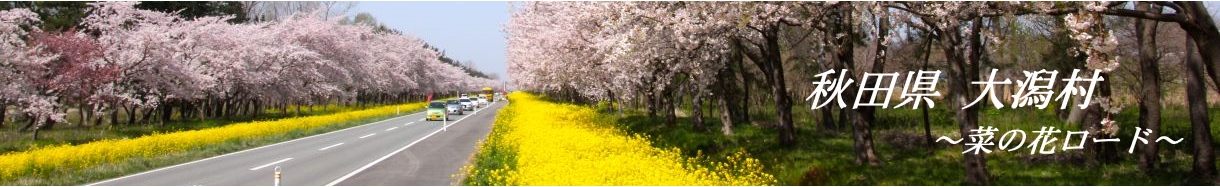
[468,92,775,186]
[0,102,428,181]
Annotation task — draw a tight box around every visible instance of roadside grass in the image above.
[610,101,1220,185]
[0,102,428,185]
[460,99,518,186]
[0,103,388,155]
[462,93,775,186]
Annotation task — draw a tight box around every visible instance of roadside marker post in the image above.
[274,166,282,186]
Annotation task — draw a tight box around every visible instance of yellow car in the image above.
[426,101,449,121]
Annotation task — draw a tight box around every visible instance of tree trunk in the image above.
[718,93,734,135]
[110,103,119,125]
[254,99,262,117]
[715,52,743,135]
[160,101,173,125]
[920,37,936,150]
[0,103,7,128]
[739,25,796,145]
[837,107,847,131]
[1178,2,1220,95]
[756,27,796,145]
[196,101,206,121]
[125,104,136,125]
[667,89,678,126]
[766,59,795,146]
[735,52,751,122]
[692,91,706,132]
[943,18,991,185]
[820,108,836,134]
[78,104,88,127]
[20,114,34,131]
[646,92,657,118]
[1083,72,1115,164]
[714,69,737,135]
[732,48,750,123]
[94,104,106,126]
[839,9,883,165]
[1185,37,1216,179]
[142,107,155,125]
[1065,95,1087,125]
[1135,2,1162,173]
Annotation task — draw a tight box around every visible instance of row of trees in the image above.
[506,1,1219,184]
[0,2,495,137]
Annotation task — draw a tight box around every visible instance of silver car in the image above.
[460,98,474,111]
[446,100,463,115]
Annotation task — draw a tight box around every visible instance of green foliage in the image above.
[427,43,494,79]
[0,1,249,31]
[135,1,247,23]
[610,101,1220,185]
[0,2,87,31]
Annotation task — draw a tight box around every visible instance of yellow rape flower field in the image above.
[463,92,775,185]
[0,101,428,181]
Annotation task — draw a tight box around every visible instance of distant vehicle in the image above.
[460,98,474,111]
[482,87,494,101]
[446,100,463,115]
[477,97,489,107]
[426,101,449,121]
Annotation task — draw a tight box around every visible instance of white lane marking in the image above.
[404,122,414,126]
[359,133,376,139]
[326,102,500,186]
[318,143,345,151]
[87,111,425,186]
[386,127,398,131]
[249,158,293,171]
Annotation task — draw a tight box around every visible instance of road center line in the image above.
[326,102,497,186]
[359,133,376,139]
[318,143,344,151]
[249,158,293,171]
[386,127,398,131]
[86,111,427,186]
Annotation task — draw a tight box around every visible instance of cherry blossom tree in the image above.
[29,29,117,127]
[506,1,883,155]
[0,8,61,136]
[1015,1,1219,179]
[0,2,495,129]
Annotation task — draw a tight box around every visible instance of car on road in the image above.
[477,97,488,107]
[426,101,449,121]
[460,98,474,111]
[446,100,463,115]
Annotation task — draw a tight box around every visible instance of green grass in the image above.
[461,102,518,186]
[0,105,425,186]
[610,101,1220,185]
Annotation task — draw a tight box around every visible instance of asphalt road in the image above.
[89,100,506,186]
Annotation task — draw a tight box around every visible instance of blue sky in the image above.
[352,1,509,80]
[348,1,1220,81]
